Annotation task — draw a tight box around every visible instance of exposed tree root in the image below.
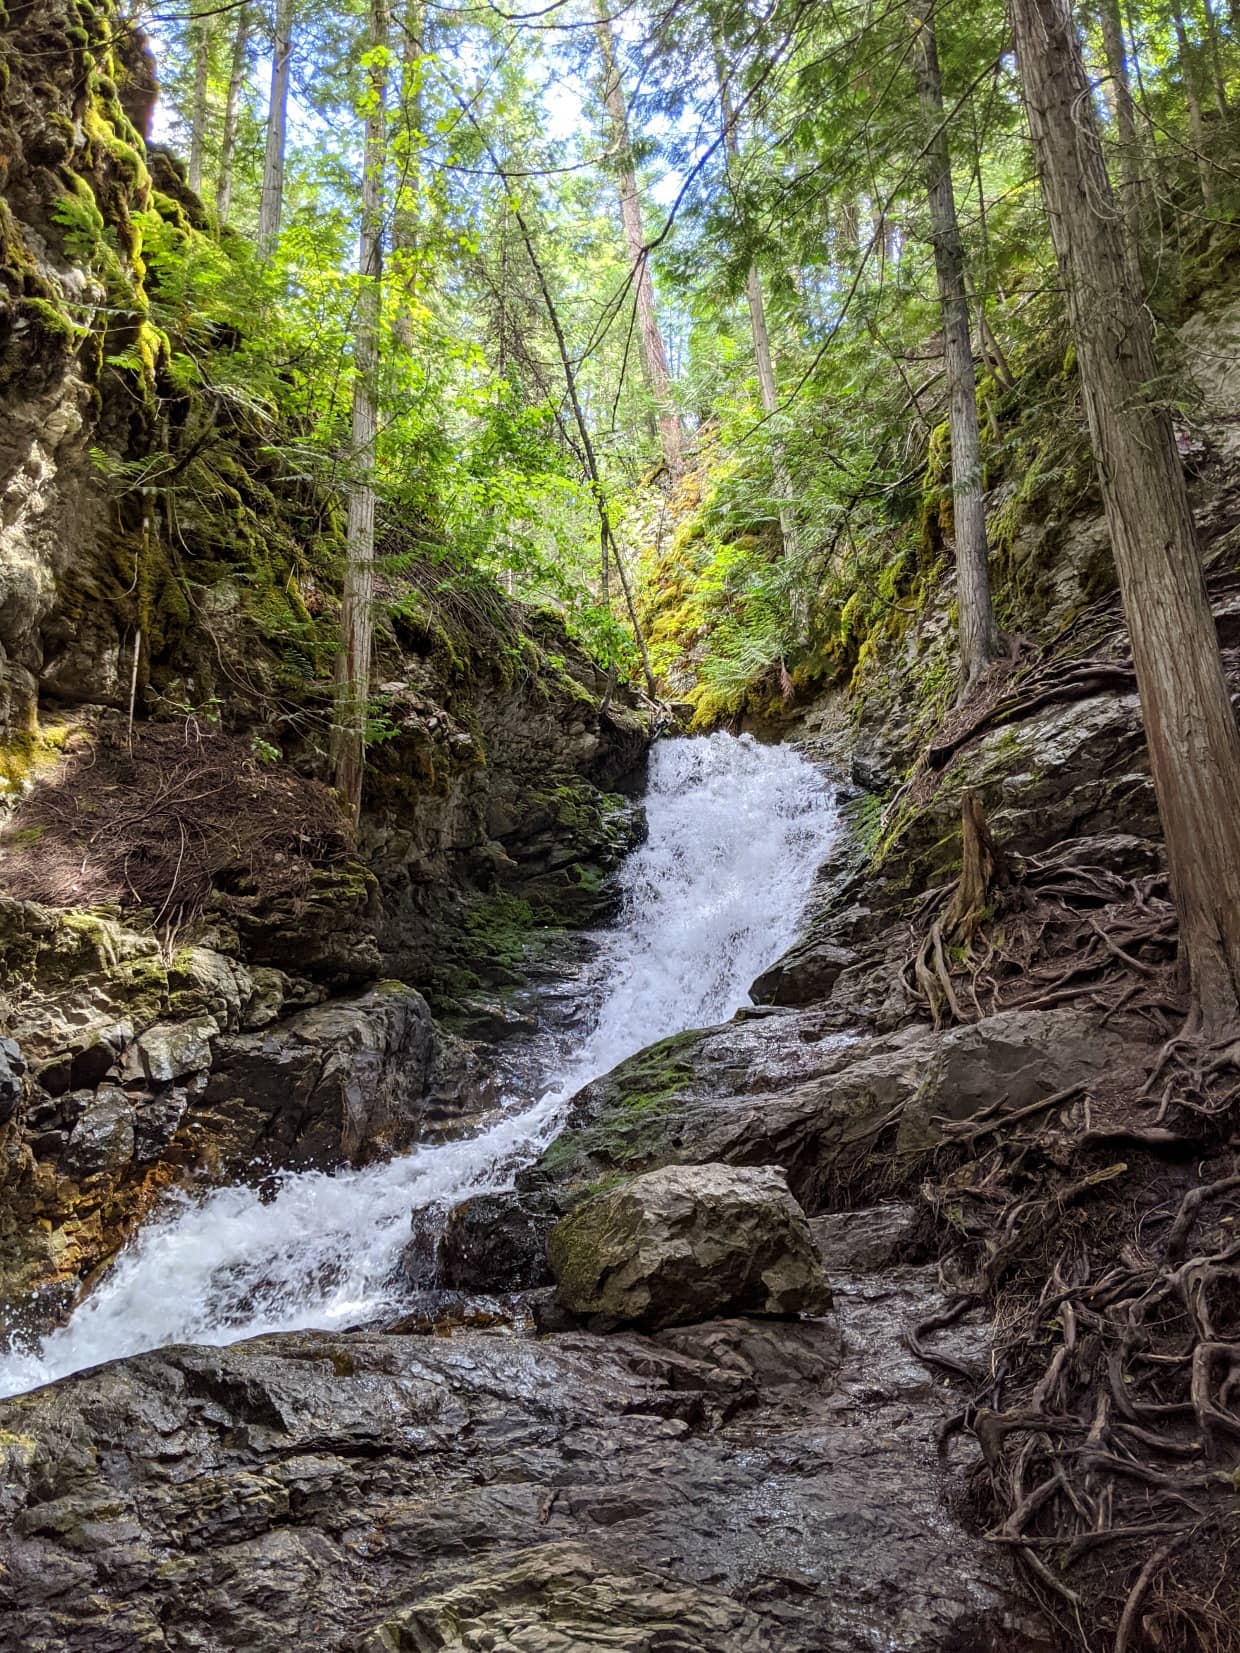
[890,793,1240,1647]
[925,658,1137,773]
[901,807,1179,1034]
[911,1043,1240,1650]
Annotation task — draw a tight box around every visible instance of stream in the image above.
[0,732,837,1398]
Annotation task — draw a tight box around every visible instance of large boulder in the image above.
[0,980,477,1324]
[435,1188,560,1292]
[198,982,441,1170]
[0,1311,1019,1653]
[526,1005,1149,1213]
[61,1084,135,1177]
[548,1163,832,1330]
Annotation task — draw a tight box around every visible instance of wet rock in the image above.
[525,1004,1148,1214]
[809,1203,920,1272]
[135,1012,219,1083]
[366,656,651,988]
[197,982,444,1171]
[362,1541,782,1652]
[895,1006,1135,1151]
[0,1308,1021,1653]
[423,1026,501,1135]
[443,989,539,1043]
[751,939,857,1007]
[132,1087,191,1163]
[504,783,647,924]
[398,1205,446,1288]
[548,1163,832,1330]
[0,1036,25,1124]
[63,1085,135,1176]
[435,1189,560,1292]
[654,1315,844,1389]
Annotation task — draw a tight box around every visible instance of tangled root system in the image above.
[900,800,1240,1649]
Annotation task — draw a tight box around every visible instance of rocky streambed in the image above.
[0,1199,1025,1652]
[0,731,1038,1652]
[0,651,1200,1650]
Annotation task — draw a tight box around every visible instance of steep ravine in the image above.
[0,735,833,1393]
[3,0,1240,1644]
[0,0,654,1318]
[0,733,1035,1653]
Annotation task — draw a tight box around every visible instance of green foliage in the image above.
[19,0,1240,743]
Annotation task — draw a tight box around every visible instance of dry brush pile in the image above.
[1,712,353,935]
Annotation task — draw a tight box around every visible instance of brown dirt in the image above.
[1,712,352,931]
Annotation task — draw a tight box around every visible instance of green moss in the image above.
[0,719,75,795]
[18,296,86,344]
[307,862,378,908]
[529,1030,704,1192]
[83,104,150,195]
[460,891,538,971]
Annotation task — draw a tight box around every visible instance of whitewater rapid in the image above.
[0,733,837,1398]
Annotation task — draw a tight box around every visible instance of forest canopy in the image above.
[139,0,1238,733]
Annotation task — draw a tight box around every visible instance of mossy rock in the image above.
[521,1029,706,1199]
[0,897,170,1060]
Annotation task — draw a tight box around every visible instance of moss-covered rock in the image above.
[547,1162,832,1330]
[521,1029,705,1197]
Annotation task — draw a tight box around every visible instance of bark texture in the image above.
[1097,0,1146,272]
[187,15,212,195]
[331,0,390,820]
[593,0,683,479]
[910,0,1001,691]
[718,62,800,561]
[215,2,250,226]
[1010,0,1240,1030]
[257,0,295,257]
[1170,2,1215,203]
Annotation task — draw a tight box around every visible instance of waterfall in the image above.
[0,734,836,1397]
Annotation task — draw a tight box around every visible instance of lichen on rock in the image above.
[547,1162,832,1330]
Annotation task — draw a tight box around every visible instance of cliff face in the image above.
[1,0,132,739]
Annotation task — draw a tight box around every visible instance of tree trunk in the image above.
[592,0,683,479]
[331,0,389,821]
[257,0,295,257]
[390,0,424,348]
[1170,2,1215,205]
[1199,0,1230,117]
[1009,0,1240,1032]
[909,0,1001,692]
[215,2,250,226]
[1097,0,1146,272]
[970,279,1014,388]
[716,59,800,561]
[187,13,213,195]
[1124,0,1173,204]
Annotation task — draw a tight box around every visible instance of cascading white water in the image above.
[0,733,836,1398]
